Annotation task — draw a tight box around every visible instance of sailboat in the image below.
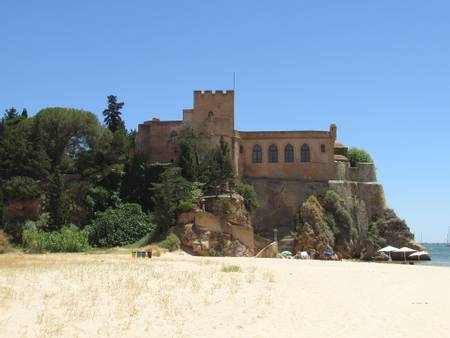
[447,226,450,246]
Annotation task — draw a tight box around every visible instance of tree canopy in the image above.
[347,147,373,167]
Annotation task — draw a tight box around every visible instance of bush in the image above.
[158,233,181,251]
[347,147,373,167]
[0,230,12,253]
[22,225,89,253]
[236,183,259,214]
[88,203,156,247]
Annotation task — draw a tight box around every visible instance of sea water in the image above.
[421,243,450,267]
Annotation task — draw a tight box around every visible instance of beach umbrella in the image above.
[378,245,398,260]
[408,251,429,261]
[394,247,417,262]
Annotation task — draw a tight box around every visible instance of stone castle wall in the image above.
[135,90,337,181]
[238,129,335,181]
[135,120,182,163]
[335,161,377,182]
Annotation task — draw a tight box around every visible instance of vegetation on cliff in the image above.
[296,190,417,259]
[368,209,416,249]
[347,147,373,167]
[296,195,334,256]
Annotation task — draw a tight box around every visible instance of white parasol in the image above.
[377,246,398,260]
[408,251,429,261]
[394,247,417,262]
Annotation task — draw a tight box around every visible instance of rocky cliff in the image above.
[174,194,254,256]
[247,161,420,259]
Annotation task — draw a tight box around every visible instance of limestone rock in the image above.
[175,193,254,257]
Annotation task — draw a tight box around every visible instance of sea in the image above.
[420,243,450,267]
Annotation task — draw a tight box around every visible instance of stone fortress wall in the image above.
[238,127,336,181]
[335,161,377,182]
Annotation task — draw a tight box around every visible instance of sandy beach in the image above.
[1,252,449,338]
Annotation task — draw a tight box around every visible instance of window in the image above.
[321,144,326,153]
[170,130,178,142]
[301,144,310,162]
[285,144,294,162]
[239,145,244,154]
[208,111,214,118]
[252,144,262,163]
[268,144,278,163]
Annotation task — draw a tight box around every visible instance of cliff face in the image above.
[246,161,418,259]
[243,178,329,234]
[175,194,254,256]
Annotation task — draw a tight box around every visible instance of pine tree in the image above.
[178,140,197,181]
[21,108,28,118]
[4,107,18,120]
[103,95,124,132]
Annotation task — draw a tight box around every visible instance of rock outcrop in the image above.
[175,194,254,257]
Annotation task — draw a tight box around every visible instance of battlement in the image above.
[194,90,234,96]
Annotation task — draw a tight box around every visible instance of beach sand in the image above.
[1,252,449,338]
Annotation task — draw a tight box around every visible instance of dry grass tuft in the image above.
[221,264,241,273]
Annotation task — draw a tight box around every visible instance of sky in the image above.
[2,0,450,242]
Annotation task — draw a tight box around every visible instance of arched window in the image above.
[285,144,294,162]
[170,130,178,142]
[301,144,310,162]
[208,111,214,118]
[268,144,278,163]
[252,144,262,163]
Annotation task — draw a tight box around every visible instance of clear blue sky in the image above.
[2,1,450,242]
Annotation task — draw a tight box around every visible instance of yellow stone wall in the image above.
[135,90,337,181]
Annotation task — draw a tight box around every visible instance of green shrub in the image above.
[158,233,181,251]
[323,190,342,214]
[22,225,89,253]
[324,212,339,236]
[23,213,50,231]
[221,265,241,272]
[177,196,197,213]
[88,203,156,247]
[236,183,259,214]
[347,147,373,167]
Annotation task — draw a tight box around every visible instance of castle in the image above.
[136,90,342,181]
[136,90,384,253]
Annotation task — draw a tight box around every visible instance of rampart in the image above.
[335,161,377,182]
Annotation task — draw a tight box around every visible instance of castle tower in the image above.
[183,90,235,146]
